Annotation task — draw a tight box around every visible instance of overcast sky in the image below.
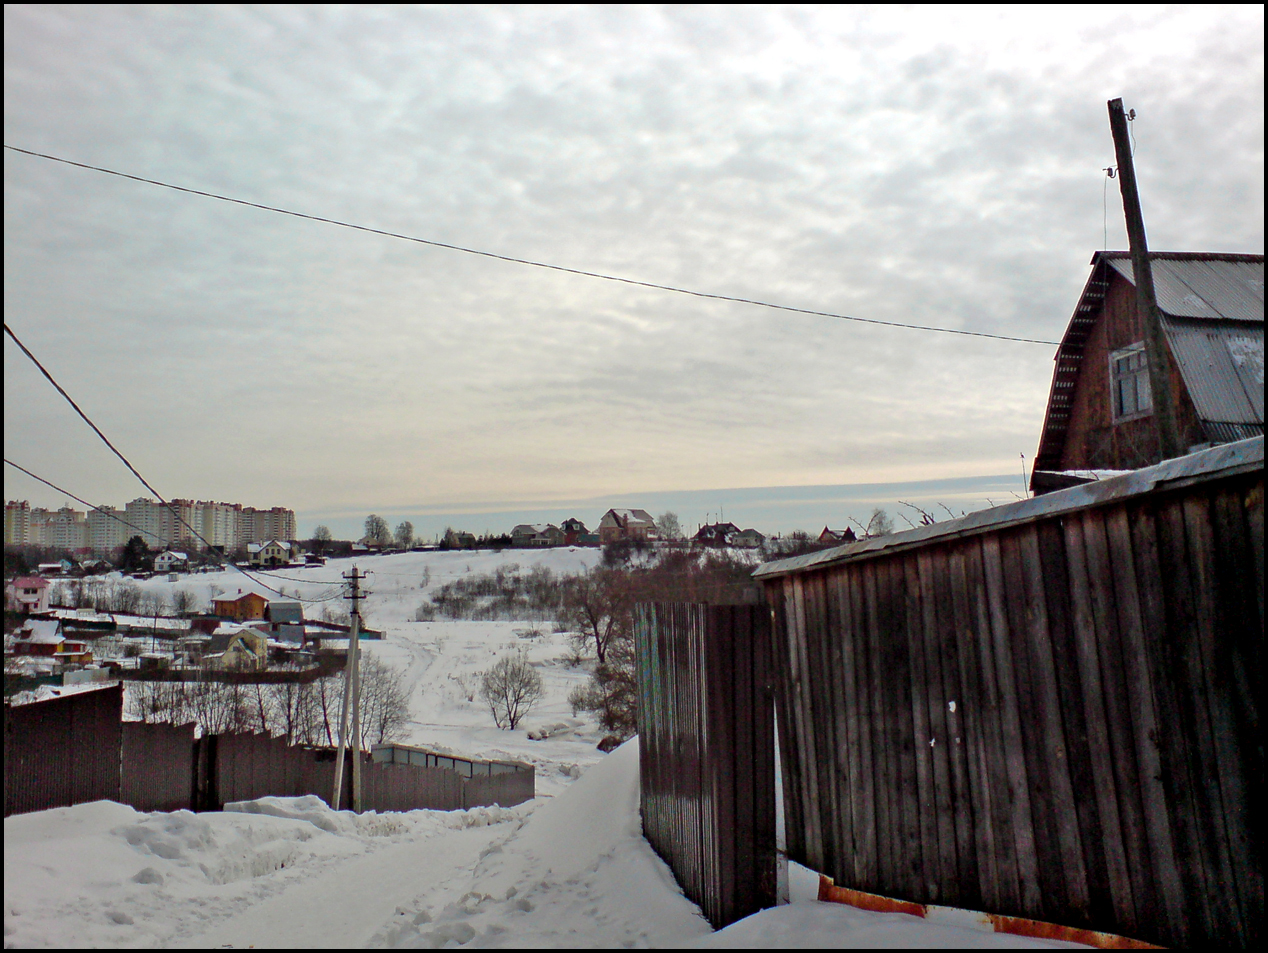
[4,5,1263,538]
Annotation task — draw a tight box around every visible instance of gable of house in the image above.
[597,508,658,542]
[1033,251,1263,485]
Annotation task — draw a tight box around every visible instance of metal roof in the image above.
[756,436,1264,580]
[1105,254,1264,321]
[1161,316,1264,427]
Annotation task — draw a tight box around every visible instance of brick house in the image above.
[597,509,658,545]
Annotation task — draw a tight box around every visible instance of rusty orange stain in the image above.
[817,878,927,918]
[816,876,1164,949]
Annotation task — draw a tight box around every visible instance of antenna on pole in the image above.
[1106,98,1185,461]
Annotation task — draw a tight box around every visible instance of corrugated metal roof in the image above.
[1162,316,1264,426]
[1104,253,1264,321]
[757,436,1264,580]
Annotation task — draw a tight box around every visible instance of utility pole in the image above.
[1107,98,1185,461]
[332,565,365,812]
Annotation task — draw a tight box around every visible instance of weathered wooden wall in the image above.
[762,461,1262,948]
[635,602,777,929]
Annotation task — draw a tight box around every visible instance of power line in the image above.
[4,456,345,601]
[4,144,1060,347]
[0,329,332,602]
[5,458,156,542]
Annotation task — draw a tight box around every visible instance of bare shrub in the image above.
[480,654,543,730]
[357,655,411,747]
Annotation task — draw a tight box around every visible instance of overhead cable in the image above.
[1,331,335,601]
[4,457,346,602]
[4,144,1060,346]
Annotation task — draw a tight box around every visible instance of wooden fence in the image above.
[634,601,777,929]
[4,685,535,817]
[754,437,1263,948]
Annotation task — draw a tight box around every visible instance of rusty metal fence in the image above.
[634,602,777,929]
[122,721,196,812]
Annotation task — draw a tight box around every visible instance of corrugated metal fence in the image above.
[754,438,1263,948]
[634,602,777,929]
[5,687,535,817]
[4,683,123,816]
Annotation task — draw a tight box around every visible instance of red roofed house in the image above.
[6,576,51,614]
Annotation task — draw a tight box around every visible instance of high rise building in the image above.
[4,501,31,545]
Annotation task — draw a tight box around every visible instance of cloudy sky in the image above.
[4,5,1263,538]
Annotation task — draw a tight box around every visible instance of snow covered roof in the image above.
[19,619,63,643]
[600,508,656,525]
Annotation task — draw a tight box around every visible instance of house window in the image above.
[1110,343,1152,421]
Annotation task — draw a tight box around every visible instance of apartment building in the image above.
[6,497,297,552]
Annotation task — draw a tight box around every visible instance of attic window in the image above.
[1110,343,1152,422]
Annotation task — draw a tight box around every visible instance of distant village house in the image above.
[5,576,51,614]
[597,508,658,545]
[510,524,565,548]
[213,590,269,622]
[247,539,301,567]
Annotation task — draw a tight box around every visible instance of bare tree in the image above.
[866,508,894,537]
[656,511,683,541]
[171,588,198,616]
[312,674,340,746]
[358,655,411,746]
[559,569,632,665]
[480,654,543,730]
[394,520,415,550]
[364,514,391,547]
[311,524,333,555]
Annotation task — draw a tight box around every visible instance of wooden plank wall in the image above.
[635,602,777,929]
[766,470,1262,948]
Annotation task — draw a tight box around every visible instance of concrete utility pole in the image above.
[332,565,365,812]
[1107,98,1185,461]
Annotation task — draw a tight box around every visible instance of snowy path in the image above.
[173,821,504,949]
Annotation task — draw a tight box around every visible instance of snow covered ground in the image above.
[5,550,1088,947]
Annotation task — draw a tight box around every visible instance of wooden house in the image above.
[202,626,269,672]
[213,590,269,622]
[5,575,50,614]
[1032,251,1263,492]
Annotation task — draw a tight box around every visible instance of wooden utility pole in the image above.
[332,565,365,812]
[1107,98,1185,461]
